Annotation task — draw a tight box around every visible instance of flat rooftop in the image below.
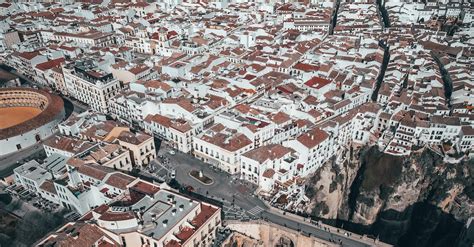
[137,190,199,240]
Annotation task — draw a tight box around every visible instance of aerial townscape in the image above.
[0,0,472,247]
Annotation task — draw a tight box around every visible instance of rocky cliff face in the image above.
[305,145,474,246]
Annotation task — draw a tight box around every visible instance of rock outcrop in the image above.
[305,145,474,245]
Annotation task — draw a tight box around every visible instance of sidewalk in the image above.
[262,200,392,247]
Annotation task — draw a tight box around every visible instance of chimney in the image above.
[189,199,193,206]
[179,204,184,212]
[311,134,314,140]
[162,219,168,228]
[172,209,177,216]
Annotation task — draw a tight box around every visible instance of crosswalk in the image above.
[247,206,264,216]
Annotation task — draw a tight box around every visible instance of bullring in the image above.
[0,88,65,156]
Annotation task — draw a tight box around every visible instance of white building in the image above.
[283,127,332,177]
[63,60,121,113]
[116,130,156,167]
[241,144,299,192]
[193,123,254,174]
[37,180,222,247]
[14,154,68,194]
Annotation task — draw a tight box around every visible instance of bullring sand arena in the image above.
[0,106,42,129]
[0,88,65,156]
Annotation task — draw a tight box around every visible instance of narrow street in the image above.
[0,142,46,177]
[431,51,453,109]
[329,0,341,35]
[376,0,390,28]
[371,41,390,102]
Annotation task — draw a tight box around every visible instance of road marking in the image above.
[247,206,264,216]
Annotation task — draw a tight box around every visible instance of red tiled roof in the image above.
[262,169,275,178]
[164,240,181,247]
[243,144,293,164]
[39,223,120,247]
[129,65,149,75]
[105,173,135,190]
[145,114,172,127]
[201,132,252,152]
[175,227,195,241]
[15,50,41,60]
[304,76,332,89]
[297,127,329,149]
[269,112,290,125]
[131,181,160,196]
[35,58,65,71]
[98,211,135,221]
[294,62,319,72]
[191,204,218,228]
[76,164,114,180]
[93,204,109,214]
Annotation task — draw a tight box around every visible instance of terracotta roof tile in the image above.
[297,127,329,149]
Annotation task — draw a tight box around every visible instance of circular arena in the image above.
[0,88,65,156]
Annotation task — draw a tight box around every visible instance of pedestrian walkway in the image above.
[248,206,265,216]
[260,200,391,246]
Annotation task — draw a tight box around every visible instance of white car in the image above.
[168,150,176,155]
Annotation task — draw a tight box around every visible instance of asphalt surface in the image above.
[159,145,266,211]
[0,142,46,178]
[159,145,379,246]
[261,211,373,247]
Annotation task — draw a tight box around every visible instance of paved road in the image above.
[0,141,46,178]
[261,211,375,247]
[158,145,384,246]
[158,145,266,211]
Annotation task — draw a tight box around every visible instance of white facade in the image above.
[63,63,121,113]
